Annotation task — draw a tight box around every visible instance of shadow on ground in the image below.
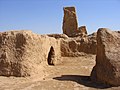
[53,75,111,89]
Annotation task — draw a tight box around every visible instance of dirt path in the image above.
[0,55,120,90]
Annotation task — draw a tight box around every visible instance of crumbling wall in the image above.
[62,7,88,37]
[62,7,78,37]
[91,28,120,86]
[61,6,96,56]
[47,33,97,57]
[0,30,61,77]
[60,35,97,57]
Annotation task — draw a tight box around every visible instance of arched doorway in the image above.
[47,46,55,65]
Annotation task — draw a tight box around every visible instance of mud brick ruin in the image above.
[0,6,120,87]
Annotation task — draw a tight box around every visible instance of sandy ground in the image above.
[0,55,120,90]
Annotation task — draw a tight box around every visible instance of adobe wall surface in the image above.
[0,30,61,77]
[47,33,97,57]
[63,7,78,37]
[91,28,120,86]
[60,34,97,57]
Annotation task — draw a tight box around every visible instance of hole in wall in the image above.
[47,46,55,65]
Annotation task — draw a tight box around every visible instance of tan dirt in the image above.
[0,55,120,90]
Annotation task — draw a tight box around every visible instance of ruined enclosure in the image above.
[47,46,55,65]
[0,6,120,90]
[0,31,61,77]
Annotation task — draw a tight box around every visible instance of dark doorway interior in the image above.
[47,46,55,65]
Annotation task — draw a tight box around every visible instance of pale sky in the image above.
[0,0,120,34]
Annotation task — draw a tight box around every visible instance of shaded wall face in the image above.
[0,31,61,77]
[91,29,120,86]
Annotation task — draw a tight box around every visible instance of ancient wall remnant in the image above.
[78,26,87,35]
[60,35,97,57]
[62,7,88,37]
[0,6,98,77]
[62,7,78,37]
[0,30,61,77]
[91,28,120,86]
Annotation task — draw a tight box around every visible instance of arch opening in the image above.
[47,46,55,65]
